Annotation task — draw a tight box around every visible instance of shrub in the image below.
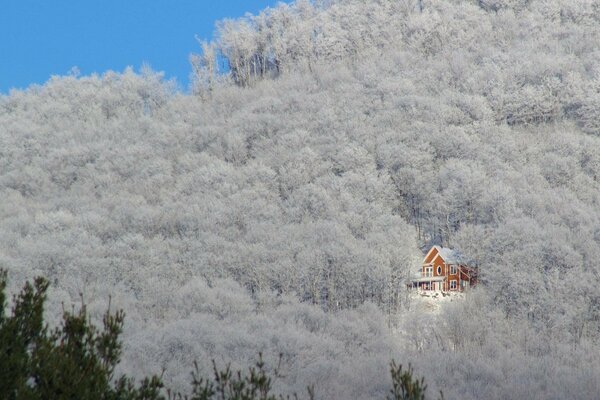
[0,272,438,400]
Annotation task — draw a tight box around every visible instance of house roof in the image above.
[430,245,468,265]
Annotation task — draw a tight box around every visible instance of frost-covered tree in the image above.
[2,0,600,398]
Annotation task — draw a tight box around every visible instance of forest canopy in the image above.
[1,0,599,399]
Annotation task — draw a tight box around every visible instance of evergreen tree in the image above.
[0,270,164,400]
[0,271,437,400]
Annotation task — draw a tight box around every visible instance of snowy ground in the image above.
[391,291,467,351]
[409,291,465,315]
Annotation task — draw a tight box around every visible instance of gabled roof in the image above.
[427,245,469,265]
[422,246,439,264]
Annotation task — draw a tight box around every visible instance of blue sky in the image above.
[0,0,285,93]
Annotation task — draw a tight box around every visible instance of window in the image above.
[425,267,433,277]
[450,265,457,275]
[437,266,441,275]
[450,280,457,290]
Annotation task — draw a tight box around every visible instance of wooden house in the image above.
[408,245,478,292]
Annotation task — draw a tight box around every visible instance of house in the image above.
[408,245,478,292]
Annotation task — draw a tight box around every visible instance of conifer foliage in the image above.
[3,0,600,397]
[0,270,163,400]
[0,272,436,400]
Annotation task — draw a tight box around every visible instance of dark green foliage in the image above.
[176,357,439,400]
[173,354,292,400]
[1,272,440,400]
[0,271,49,398]
[0,271,164,400]
[388,362,433,400]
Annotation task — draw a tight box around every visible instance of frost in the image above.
[1,0,600,398]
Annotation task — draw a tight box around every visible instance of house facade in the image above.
[408,245,478,292]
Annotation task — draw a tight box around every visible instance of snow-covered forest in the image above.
[1,0,600,398]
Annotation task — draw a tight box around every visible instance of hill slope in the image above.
[1,0,600,398]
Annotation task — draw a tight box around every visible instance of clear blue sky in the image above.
[0,0,285,93]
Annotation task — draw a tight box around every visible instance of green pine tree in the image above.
[0,270,163,400]
[0,271,440,400]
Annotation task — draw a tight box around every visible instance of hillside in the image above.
[1,0,600,398]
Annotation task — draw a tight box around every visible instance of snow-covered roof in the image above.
[431,245,468,265]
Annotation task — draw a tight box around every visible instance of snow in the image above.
[433,245,467,264]
[409,290,465,315]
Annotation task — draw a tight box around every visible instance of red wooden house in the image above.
[408,246,478,292]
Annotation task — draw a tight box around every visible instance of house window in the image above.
[437,266,441,275]
[450,265,457,275]
[425,267,433,277]
[450,280,457,290]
